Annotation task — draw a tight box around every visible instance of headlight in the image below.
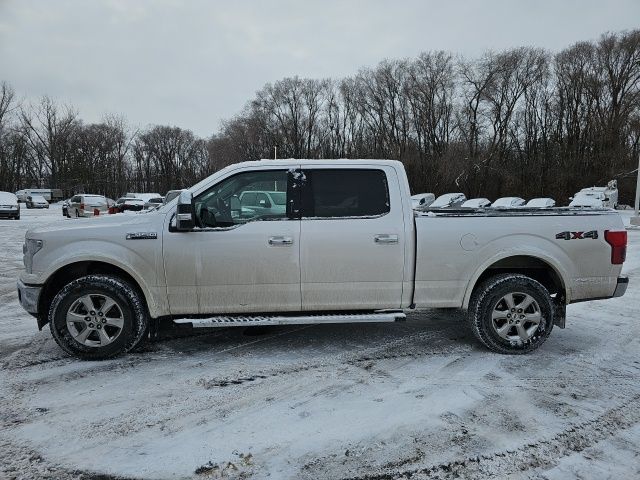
[23,239,43,274]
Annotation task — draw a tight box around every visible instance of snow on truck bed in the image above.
[0,205,639,480]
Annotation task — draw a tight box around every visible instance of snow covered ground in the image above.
[1,206,639,480]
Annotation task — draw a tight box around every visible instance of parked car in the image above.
[0,191,20,219]
[17,159,628,360]
[25,195,49,209]
[569,193,605,208]
[578,180,618,209]
[144,197,164,210]
[491,197,526,208]
[526,198,556,208]
[125,192,162,203]
[411,193,435,209]
[461,198,491,208]
[430,193,467,208]
[115,197,146,212]
[237,190,287,217]
[68,194,109,217]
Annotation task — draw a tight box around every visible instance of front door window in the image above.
[194,170,289,228]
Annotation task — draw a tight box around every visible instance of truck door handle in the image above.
[374,234,398,244]
[268,236,293,246]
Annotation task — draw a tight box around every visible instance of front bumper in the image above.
[17,279,42,315]
[613,277,629,298]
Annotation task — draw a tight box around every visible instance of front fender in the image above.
[33,240,166,318]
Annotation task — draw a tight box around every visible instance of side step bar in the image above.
[173,311,406,328]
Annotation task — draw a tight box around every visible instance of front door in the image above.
[163,168,301,315]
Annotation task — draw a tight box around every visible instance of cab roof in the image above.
[234,159,405,168]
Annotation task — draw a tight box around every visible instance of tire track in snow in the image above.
[194,329,455,388]
[340,394,640,480]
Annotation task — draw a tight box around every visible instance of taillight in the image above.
[604,230,627,265]
[80,203,85,210]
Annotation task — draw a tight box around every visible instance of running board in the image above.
[173,312,406,328]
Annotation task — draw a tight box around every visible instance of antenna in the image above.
[632,152,640,226]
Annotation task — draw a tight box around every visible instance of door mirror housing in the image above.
[259,199,270,207]
[175,191,195,231]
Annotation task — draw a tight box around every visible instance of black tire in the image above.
[467,274,554,354]
[49,275,149,360]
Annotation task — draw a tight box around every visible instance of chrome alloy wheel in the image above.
[491,292,542,343]
[66,294,124,347]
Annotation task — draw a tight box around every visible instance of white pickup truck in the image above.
[17,160,628,360]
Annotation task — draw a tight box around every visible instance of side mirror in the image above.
[259,199,270,207]
[175,191,195,231]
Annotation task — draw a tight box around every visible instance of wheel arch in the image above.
[462,254,568,310]
[37,260,151,330]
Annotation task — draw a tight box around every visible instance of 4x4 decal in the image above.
[556,230,598,240]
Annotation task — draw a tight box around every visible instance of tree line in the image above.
[1,29,639,203]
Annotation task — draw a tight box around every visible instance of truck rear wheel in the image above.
[468,274,554,354]
[49,275,149,360]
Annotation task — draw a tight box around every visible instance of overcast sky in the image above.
[1,0,639,137]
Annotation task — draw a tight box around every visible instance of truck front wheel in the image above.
[468,274,554,354]
[49,275,149,360]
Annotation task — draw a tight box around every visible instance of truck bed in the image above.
[412,206,624,309]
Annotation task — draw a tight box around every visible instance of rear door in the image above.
[299,165,406,311]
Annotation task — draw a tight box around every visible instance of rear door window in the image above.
[300,169,390,218]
